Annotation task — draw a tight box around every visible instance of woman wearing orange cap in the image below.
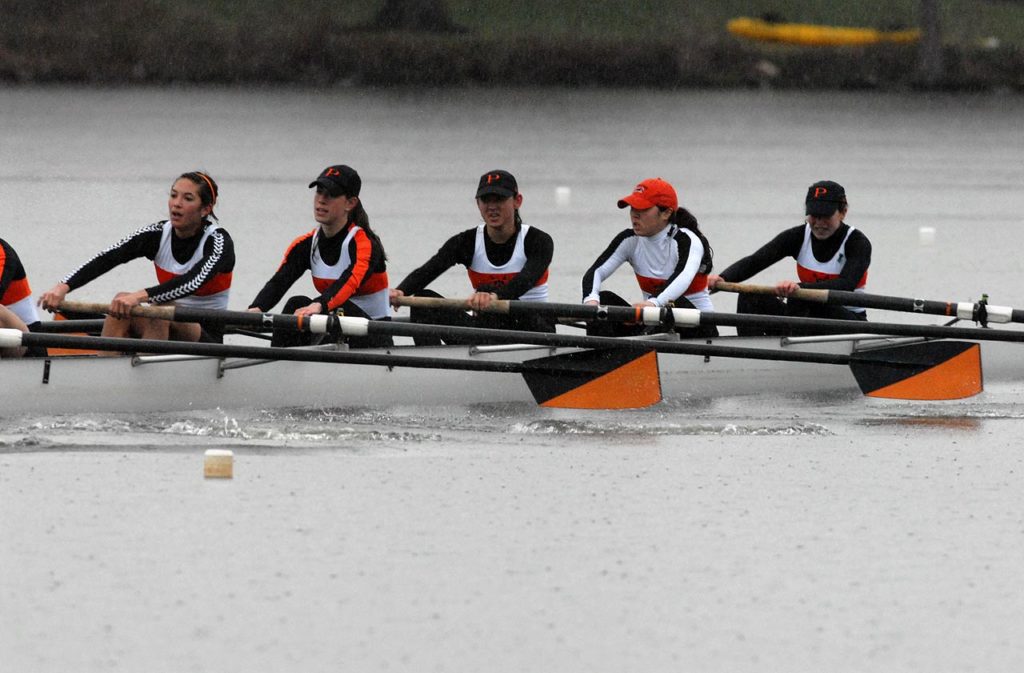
[582,177,717,338]
[38,171,234,344]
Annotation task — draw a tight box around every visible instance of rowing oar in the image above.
[714,281,1023,326]
[390,296,990,400]
[49,301,983,401]
[324,315,979,401]
[393,295,1024,345]
[0,328,661,410]
[58,300,331,334]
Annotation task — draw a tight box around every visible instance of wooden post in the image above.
[919,0,944,86]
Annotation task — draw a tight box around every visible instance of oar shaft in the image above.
[714,282,828,303]
[714,281,1023,324]
[35,319,107,334]
[335,317,851,365]
[58,300,330,333]
[392,296,511,314]
[394,295,1024,343]
[13,331,540,374]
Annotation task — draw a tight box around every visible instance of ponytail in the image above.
[348,200,387,261]
[671,207,713,273]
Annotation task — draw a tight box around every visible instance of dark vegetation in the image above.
[1,0,1022,90]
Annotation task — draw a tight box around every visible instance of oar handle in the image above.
[57,300,335,333]
[393,295,512,314]
[714,281,829,304]
[59,300,177,320]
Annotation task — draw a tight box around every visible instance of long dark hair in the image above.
[346,198,387,261]
[179,171,219,222]
[666,206,713,273]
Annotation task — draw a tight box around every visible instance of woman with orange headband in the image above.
[38,171,235,344]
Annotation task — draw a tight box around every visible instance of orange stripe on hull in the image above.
[865,344,982,400]
[540,351,661,409]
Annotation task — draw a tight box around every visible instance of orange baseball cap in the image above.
[617,178,678,210]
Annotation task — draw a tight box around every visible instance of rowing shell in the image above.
[0,331,1012,416]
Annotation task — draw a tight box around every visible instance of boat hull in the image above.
[0,334,1017,415]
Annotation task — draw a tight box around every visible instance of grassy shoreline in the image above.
[3,1,1022,91]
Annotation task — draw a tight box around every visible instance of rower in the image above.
[37,171,234,346]
[707,179,871,336]
[388,169,555,344]
[0,237,44,358]
[247,164,392,349]
[581,177,718,338]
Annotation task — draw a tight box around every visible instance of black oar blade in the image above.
[521,349,662,409]
[849,341,983,400]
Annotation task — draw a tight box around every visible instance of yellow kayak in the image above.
[727,17,920,47]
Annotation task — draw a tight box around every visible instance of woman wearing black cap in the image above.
[707,179,872,335]
[388,169,554,343]
[247,164,391,348]
[38,171,234,344]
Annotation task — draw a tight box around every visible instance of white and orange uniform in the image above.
[717,222,872,315]
[466,225,548,302]
[795,224,867,313]
[152,222,233,309]
[0,237,40,325]
[395,224,553,301]
[249,222,389,318]
[582,224,712,310]
[59,220,235,306]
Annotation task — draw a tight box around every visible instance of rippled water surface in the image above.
[2,86,1024,672]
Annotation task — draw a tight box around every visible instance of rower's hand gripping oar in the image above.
[57,300,333,334]
[714,281,1020,327]
[392,296,985,400]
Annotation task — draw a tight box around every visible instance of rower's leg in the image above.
[96,316,132,355]
[167,321,201,342]
[135,316,171,341]
[0,305,28,358]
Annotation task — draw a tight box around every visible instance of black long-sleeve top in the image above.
[718,223,871,291]
[60,221,235,303]
[395,225,553,300]
[248,224,388,312]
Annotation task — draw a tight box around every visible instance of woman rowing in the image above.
[1,237,44,357]
[581,177,718,338]
[706,179,871,336]
[38,171,234,344]
[388,169,555,343]
[247,164,392,349]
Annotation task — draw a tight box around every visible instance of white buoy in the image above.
[555,186,572,207]
[918,226,936,245]
[204,449,234,479]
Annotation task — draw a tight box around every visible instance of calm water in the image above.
[2,86,1024,672]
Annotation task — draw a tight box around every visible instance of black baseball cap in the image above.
[805,180,846,216]
[476,170,518,198]
[309,165,361,197]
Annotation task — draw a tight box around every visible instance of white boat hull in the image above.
[0,334,1017,415]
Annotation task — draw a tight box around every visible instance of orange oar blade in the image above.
[521,349,662,409]
[850,341,983,400]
